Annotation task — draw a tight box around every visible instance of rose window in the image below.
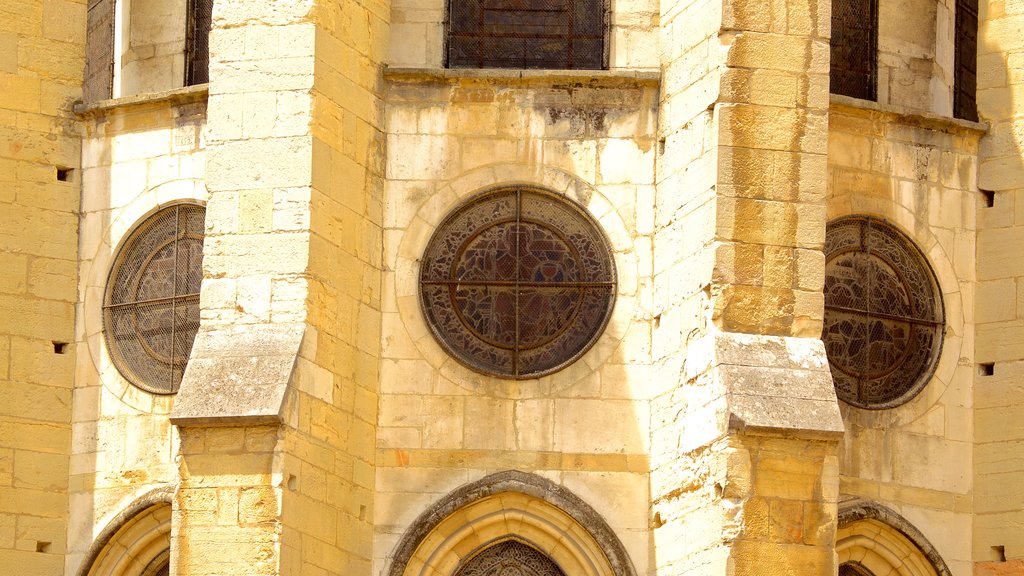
[823,216,944,408]
[420,188,616,379]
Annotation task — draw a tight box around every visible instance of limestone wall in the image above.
[68,90,207,574]
[877,0,956,115]
[2,2,1011,576]
[827,98,981,575]
[650,0,843,570]
[278,0,389,573]
[974,0,1024,571]
[0,0,85,574]
[648,0,725,570]
[117,0,188,96]
[374,72,658,576]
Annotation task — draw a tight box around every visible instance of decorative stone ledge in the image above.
[686,330,845,438]
[830,94,989,136]
[73,84,209,118]
[384,67,661,88]
[170,323,304,426]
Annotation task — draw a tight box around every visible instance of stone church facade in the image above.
[1,0,1022,575]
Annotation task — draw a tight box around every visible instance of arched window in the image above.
[387,471,637,576]
[830,0,878,100]
[446,0,608,70]
[836,501,952,576]
[79,495,173,576]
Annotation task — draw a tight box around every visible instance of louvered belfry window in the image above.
[830,0,878,100]
[185,0,213,85]
[447,0,607,69]
[103,205,206,394]
[420,188,616,379]
[822,216,944,409]
[954,0,979,121]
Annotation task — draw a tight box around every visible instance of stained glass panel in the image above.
[823,216,944,408]
[421,188,615,379]
[103,204,206,394]
[454,540,566,576]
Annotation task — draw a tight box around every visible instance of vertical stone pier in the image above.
[169,0,388,574]
[650,0,843,571]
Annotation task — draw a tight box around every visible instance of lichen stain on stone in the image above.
[546,107,607,133]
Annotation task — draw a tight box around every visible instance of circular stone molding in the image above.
[823,216,945,409]
[81,178,208,413]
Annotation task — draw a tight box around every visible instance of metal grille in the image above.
[420,188,616,379]
[830,0,878,100]
[954,0,979,121]
[103,204,206,394]
[84,0,115,101]
[839,563,875,576]
[823,216,944,409]
[447,0,607,69]
[185,0,213,85]
[455,540,566,576]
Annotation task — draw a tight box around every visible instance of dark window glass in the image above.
[447,0,607,69]
[85,0,115,101]
[104,204,206,394]
[954,0,979,121]
[186,0,213,85]
[830,0,878,99]
[839,563,875,576]
[455,540,565,576]
[823,216,944,409]
[420,188,616,379]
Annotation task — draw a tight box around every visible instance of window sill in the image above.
[74,84,209,118]
[384,67,660,88]
[829,94,988,135]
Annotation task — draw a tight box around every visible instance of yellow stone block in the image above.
[0,75,41,114]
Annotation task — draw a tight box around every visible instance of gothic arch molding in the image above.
[77,486,174,576]
[386,470,637,576]
[837,500,952,576]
